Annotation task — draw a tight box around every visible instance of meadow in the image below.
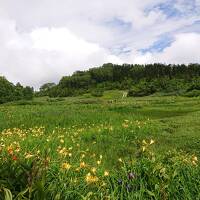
[0,91,200,200]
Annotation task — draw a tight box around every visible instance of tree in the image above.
[0,76,15,103]
[14,82,24,100]
[40,83,56,92]
[23,86,34,100]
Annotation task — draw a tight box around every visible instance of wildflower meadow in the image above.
[0,91,200,199]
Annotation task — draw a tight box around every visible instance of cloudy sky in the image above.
[0,0,200,88]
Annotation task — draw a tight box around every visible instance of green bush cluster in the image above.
[127,78,200,97]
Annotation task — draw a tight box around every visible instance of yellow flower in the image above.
[149,139,155,145]
[97,160,101,165]
[68,153,72,157]
[7,146,13,155]
[73,178,77,183]
[192,156,198,165]
[104,171,109,176]
[102,181,106,186]
[60,139,64,143]
[109,126,113,131]
[92,153,96,157]
[35,150,40,155]
[81,154,85,159]
[85,173,98,184]
[142,140,147,145]
[192,156,198,162]
[91,167,97,174]
[25,153,34,159]
[80,161,86,168]
[122,123,129,128]
[118,158,123,162]
[192,160,197,165]
[15,147,21,152]
[100,155,103,159]
[142,146,146,152]
[62,162,71,170]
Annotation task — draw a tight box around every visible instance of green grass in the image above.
[0,91,200,199]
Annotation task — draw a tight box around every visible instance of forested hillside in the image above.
[38,63,200,97]
[1,63,200,104]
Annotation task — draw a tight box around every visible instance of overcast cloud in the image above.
[0,0,200,88]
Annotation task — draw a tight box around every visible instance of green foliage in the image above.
[183,90,200,97]
[38,83,56,96]
[128,81,157,97]
[0,76,15,103]
[23,87,34,100]
[186,78,200,91]
[127,79,189,97]
[40,83,56,92]
[0,77,34,104]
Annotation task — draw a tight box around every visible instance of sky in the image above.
[0,0,200,89]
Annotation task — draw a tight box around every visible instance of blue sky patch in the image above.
[140,34,174,54]
[145,0,197,19]
[104,17,132,32]
[156,2,181,18]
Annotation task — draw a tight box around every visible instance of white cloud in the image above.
[31,28,100,56]
[128,33,200,64]
[196,0,200,6]
[0,19,121,89]
[0,0,199,88]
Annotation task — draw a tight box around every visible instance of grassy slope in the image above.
[1,91,200,155]
[1,91,200,199]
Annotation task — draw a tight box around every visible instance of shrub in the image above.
[187,79,200,92]
[128,82,157,97]
[183,89,200,97]
[91,89,104,97]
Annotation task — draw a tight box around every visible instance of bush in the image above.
[186,79,200,92]
[183,89,200,97]
[91,89,104,97]
[128,82,157,97]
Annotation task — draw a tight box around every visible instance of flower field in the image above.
[0,93,200,199]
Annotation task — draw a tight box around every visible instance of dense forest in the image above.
[39,63,200,98]
[1,63,200,104]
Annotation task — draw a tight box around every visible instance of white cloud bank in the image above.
[0,20,121,88]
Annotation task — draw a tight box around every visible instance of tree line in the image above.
[1,63,200,104]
